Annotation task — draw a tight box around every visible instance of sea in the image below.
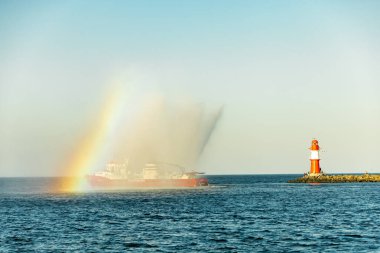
[1,175,380,252]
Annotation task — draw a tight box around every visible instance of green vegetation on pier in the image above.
[288,174,380,183]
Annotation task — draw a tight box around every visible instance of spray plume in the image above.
[59,92,222,192]
[112,95,223,175]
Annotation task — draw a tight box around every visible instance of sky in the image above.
[1,0,380,177]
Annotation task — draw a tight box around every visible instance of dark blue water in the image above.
[1,175,380,252]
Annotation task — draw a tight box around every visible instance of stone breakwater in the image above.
[288,174,380,183]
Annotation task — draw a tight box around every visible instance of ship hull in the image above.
[86,175,208,188]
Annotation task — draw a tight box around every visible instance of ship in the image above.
[86,160,209,189]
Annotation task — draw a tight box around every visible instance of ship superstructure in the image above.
[87,160,208,188]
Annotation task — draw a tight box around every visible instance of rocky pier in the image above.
[288,174,380,183]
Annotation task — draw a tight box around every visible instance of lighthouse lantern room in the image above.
[309,139,321,175]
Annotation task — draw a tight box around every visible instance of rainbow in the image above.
[60,86,127,192]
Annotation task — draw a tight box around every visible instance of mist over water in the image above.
[108,95,223,175]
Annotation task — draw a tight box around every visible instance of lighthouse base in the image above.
[308,173,322,177]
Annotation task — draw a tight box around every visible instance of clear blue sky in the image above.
[1,0,380,176]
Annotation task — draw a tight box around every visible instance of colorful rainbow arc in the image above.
[61,86,126,192]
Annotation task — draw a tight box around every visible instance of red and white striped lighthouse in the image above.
[309,139,321,174]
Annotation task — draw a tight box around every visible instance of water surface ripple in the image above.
[1,175,380,252]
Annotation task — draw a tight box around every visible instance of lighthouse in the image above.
[309,139,321,175]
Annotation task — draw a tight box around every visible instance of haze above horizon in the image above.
[1,0,379,177]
